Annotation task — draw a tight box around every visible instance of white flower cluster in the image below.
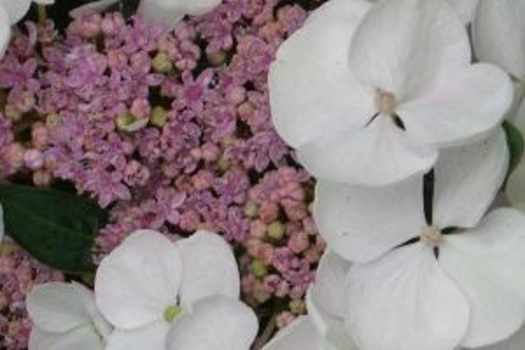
[266,0,525,350]
[26,230,259,350]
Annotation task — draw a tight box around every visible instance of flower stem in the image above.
[251,314,277,350]
[37,5,47,24]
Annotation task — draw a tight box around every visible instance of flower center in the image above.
[164,305,182,323]
[376,90,396,115]
[420,226,442,248]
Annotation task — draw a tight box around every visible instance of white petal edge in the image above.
[69,0,120,18]
[433,128,509,229]
[0,5,10,59]
[348,0,470,100]
[298,116,438,186]
[399,63,513,148]
[314,176,425,263]
[269,0,375,149]
[260,316,324,350]
[446,0,479,24]
[345,243,470,350]
[473,0,525,80]
[440,209,525,347]
[177,231,240,308]
[137,0,187,30]
[29,325,104,350]
[471,325,525,350]
[95,230,182,330]
[105,320,170,350]
[0,0,31,24]
[70,282,112,340]
[26,282,92,333]
[166,296,258,350]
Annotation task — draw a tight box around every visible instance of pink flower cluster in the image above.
[0,0,322,347]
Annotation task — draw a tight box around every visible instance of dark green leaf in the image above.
[0,184,107,274]
[504,121,524,178]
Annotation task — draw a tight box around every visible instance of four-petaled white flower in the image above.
[314,128,525,350]
[269,0,512,186]
[95,229,258,350]
[70,0,221,30]
[472,0,525,211]
[26,282,112,350]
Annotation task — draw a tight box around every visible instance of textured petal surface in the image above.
[0,0,31,23]
[95,230,182,329]
[71,282,112,340]
[26,282,92,333]
[261,317,323,350]
[29,326,104,350]
[348,0,470,100]
[473,325,525,350]
[433,128,509,228]
[440,209,525,348]
[299,117,438,186]
[106,320,170,350]
[0,5,10,59]
[269,0,374,148]
[314,175,425,263]
[345,243,470,350]
[177,231,240,308]
[473,0,525,79]
[399,63,513,147]
[166,296,258,350]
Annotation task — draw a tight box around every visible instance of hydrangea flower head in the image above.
[269,0,513,186]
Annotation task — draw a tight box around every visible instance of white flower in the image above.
[95,229,258,350]
[26,281,112,350]
[269,0,512,186]
[70,0,221,30]
[262,252,357,350]
[313,128,525,350]
[472,0,525,210]
[0,0,54,24]
[446,0,479,23]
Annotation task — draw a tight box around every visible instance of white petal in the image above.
[105,320,170,350]
[348,0,470,100]
[0,0,31,23]
[345,243,470,350]
[269,0,374,149]
[440,209,525,347]
[70,282,112,340]
[29,326,104,350]
[70,0,120,18]
[185,0,222,17]
[26,282,92,333]
[310,251,351,318]
[137,0,186,30]
[399,63,513,147]
[433,128,509,228]
[177,231,240,308]
[473,0,525,80]
[472,325,525,350]
[298,116,438,186]
[95,230,182,329]
[314,175,425,263]
[446,0,479,24]
[261,317,324,350]
[0,5,10,59]
[307,291,358,350]
[166,296,258,350]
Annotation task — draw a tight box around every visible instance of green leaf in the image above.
[0,184,108,274]
[504,121,525,178]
